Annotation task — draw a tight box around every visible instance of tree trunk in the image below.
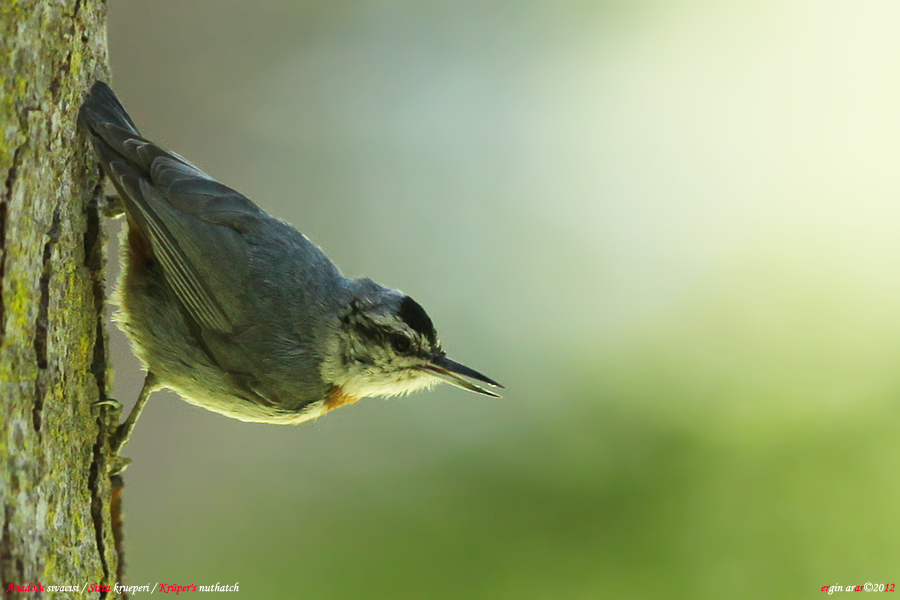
[0,1,119,598]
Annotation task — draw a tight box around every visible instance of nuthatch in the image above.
[79,82,502,472]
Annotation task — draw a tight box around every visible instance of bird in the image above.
[78,81,502,470]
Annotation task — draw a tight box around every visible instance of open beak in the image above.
[419,355,504,398]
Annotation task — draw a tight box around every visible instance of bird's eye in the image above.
[389,333,411,354]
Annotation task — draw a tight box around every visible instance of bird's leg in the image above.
[102,193,125,218]
[106,371,159,475]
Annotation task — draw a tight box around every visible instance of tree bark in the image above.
[0,1,118,598]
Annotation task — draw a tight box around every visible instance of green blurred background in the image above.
[105,0,900,597]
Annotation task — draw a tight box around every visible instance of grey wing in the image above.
[79,82,266,333]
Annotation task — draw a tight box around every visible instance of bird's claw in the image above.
[91,398,132,475]
[92,398,121,409]
[92,397,122,427]
[102,194,125,218]
[109,456,132,477]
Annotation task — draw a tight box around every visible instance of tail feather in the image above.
[79,81,210,185]
[78,80,140,136]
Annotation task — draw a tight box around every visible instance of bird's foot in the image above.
[91,398,132,475]
[101,194,125,218]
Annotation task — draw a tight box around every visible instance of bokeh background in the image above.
[105,1,900,597]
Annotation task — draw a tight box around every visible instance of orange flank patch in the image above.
[325,387,362,412]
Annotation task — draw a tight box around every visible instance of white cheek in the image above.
[319,335,438,399]
[339,369,437,399]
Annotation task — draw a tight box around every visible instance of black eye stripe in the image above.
[355,323,387,342]
[355,323,412,349]
[389,333,411,353]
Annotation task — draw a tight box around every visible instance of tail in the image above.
[78,80,152,195]
[78,81,141,139]
[78,81,212,203]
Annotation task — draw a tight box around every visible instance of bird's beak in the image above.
[419,355,504,398]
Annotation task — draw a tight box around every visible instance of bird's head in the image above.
[321,278,502,400]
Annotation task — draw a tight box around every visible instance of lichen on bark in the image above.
[0,0,119,597]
